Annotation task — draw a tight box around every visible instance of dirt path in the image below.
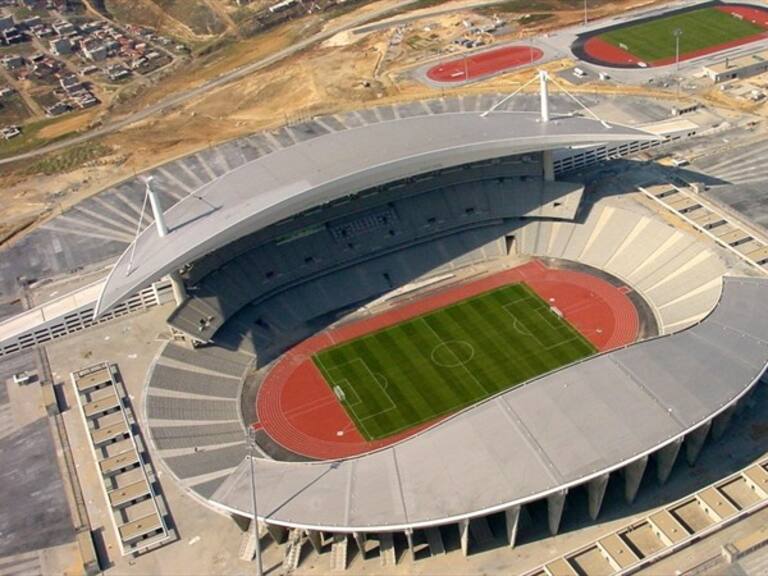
[202,0,240,37]
[0,69,44,118]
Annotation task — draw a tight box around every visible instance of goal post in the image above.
[333,385,346,402]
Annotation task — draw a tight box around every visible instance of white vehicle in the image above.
[671,157,689,167]
[573,67,587,78]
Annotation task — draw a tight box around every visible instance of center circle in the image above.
[431,340,475,367]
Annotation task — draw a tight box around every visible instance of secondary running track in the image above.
[254,260,639,460]
[426,45,543,83]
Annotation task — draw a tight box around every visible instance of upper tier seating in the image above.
[169,169,730,358]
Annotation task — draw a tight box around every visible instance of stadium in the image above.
[77,75,768,569]
[572,2,768,68]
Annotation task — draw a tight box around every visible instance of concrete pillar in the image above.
[711,406,736,441]
[265,523,287,544]
[469,516,494,547]
[425,527,445,556]
[330,533,348,571]
[505,506,520,548]
[656,438,683,485]
[547,489,568,536]
[587,474,610,520]
[151,280,162,306]
[624,456,648,504]
[542,150,555,181]
[405,529,416,562]
[685,421,711,466]
[307,530,323,554]
[168,270,187,305]
[353,532,366,559]
[379,533,396,567]
[458,519,470,557]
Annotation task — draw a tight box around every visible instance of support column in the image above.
[168,270,187,305]
[405,529,416,562]
[307,530,323,554]
[425,527,445,556]
[685,421,711,466]
[711,406,736,441]
[458,519,470,557]
[656,438,683,485]
[547,489,568,536]
[353,532,366,560]
[587,474,610,520]
[378,533,396,567]
[542,150,555,182]
[505,507,520,548]
[469,517,494,548]
[265,523,287,544]
[624,456,648,504]
[330,533,348,572]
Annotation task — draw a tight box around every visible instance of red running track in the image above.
[583,5,768,68]
[426,45,543,83]
[583,36,640,67]
[255,260,639,460]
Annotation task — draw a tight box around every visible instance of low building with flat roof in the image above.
[704,49,768,83]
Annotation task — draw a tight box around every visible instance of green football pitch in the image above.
[312,284,597,441]
[599,7,764,62]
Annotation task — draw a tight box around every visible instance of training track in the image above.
[574,3,768,68]
[426,45,544,83]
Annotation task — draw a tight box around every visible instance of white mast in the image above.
[539,71,555,181]
[539,70,550,123]
[145,176,169,237]
[143,177,187,305]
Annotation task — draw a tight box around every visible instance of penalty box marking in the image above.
[502,298,579,350]
[331,378,362,406]
[320,357,397,425]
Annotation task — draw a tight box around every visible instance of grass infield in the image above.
[599,7,764,62]
[313,283,597,440]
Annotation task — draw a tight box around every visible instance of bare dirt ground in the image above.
[0,0,703,249]
[101,0,226,41]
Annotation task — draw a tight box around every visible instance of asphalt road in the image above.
[0,0,430,166]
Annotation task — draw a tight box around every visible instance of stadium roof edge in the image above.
[95,111,658,316]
